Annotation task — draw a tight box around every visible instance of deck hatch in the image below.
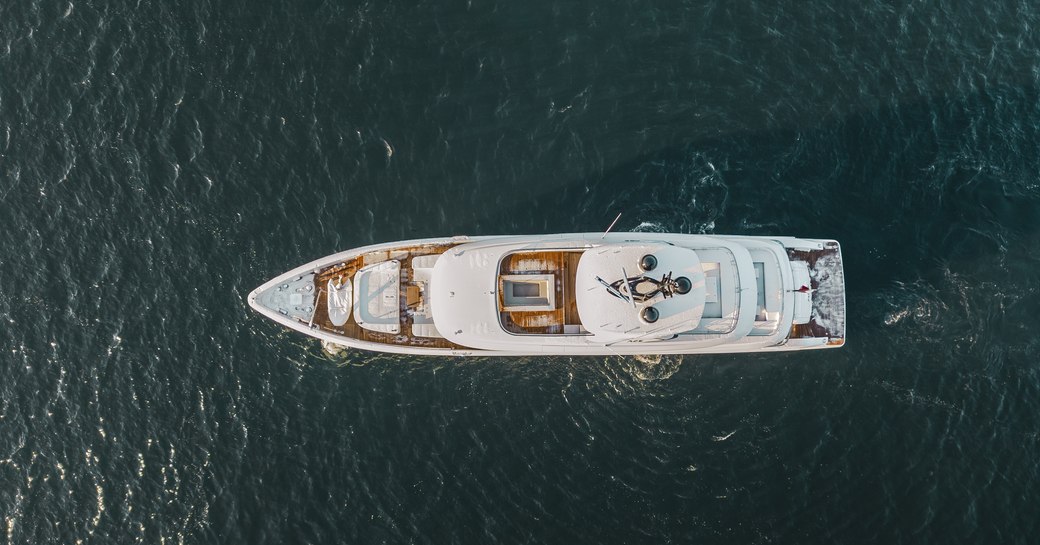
[500,274,556,311]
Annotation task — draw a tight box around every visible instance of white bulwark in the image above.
[248,232,846,356]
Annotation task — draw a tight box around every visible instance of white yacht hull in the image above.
[248,233,845,356]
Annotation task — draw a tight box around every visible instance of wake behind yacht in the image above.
[248,233,845,356]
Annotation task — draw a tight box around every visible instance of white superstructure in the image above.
[248,233,845,356]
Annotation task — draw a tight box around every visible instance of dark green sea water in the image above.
[2,0,1039,543]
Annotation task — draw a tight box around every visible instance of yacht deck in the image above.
[498,250,584,334]
[786,242,846,345]
[310,243,465,349]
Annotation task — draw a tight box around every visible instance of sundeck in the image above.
[248,233,845,356]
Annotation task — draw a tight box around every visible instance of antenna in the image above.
[596,275,627,301]
[620,267,636,310]
[600,212,622,239]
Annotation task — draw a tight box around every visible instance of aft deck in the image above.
[310,242,465,350]
[498,250,584,334]
[786,242,846,346]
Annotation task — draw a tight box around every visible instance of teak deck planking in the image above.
[309,243,464,350]
[499,250,584,335]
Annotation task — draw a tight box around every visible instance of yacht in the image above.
[248,233,845,356]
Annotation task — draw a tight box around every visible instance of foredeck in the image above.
[310,242,465,350]
[498,250,584,334]
[786,242,846,346]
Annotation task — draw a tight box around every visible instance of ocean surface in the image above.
[2,0,1039,543]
